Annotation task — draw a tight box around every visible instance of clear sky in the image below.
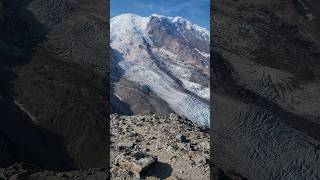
[110,0,210,30]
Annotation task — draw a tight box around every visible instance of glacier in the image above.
[111,13,210,127]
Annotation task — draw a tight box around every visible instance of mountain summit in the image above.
[110,13,210,126]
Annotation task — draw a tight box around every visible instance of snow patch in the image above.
[194,48,210,58]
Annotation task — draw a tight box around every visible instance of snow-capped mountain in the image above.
[110,13,210,126]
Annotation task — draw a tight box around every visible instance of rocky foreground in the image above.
[111,113,245,180]
[0,114,245,180]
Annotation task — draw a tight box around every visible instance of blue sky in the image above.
[110,0,210,29]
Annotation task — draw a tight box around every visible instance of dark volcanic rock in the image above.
[212,0,320,179]
[0,163,109,180]
[0,0,108,170]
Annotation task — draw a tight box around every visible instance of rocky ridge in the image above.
[110,113,245,180]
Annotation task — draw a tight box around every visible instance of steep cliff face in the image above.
[0,0,108,170]
[110,13,210,126]
[212,0,320,179]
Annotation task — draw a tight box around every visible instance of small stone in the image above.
[136,116,145,121]
[170,156,177,162]
[118,141,134,150]
[199,141,209,150]
[175,134,188,143]
[116,154,157,178]
[177,142,186,150]
[166,145,174,152]
[169,113,179,121]
[195,157,205,166]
